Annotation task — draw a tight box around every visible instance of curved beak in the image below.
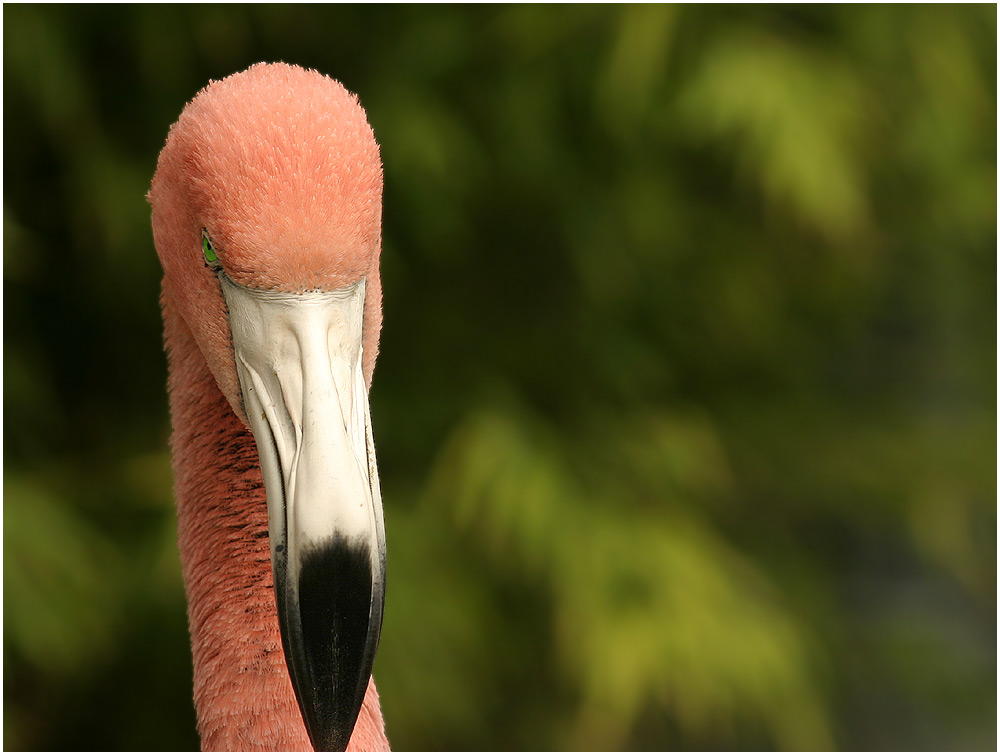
[220,275,386,752]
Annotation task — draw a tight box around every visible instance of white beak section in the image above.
[221,275,384,574]
[219,273,385,751]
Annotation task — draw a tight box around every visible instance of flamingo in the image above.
[149,63,390,751]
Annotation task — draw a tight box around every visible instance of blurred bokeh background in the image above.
[3,4,996,751]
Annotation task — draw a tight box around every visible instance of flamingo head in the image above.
[149,62,385,751]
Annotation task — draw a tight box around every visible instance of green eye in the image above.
[202,231,218,264]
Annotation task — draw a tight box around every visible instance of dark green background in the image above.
[4,5,996,750]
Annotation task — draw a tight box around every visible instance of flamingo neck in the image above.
[163,295,388,752]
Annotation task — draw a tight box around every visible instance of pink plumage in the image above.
[150,63,389,751]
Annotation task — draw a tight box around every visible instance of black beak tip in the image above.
[277,536,385,752]
[306,719,354,753]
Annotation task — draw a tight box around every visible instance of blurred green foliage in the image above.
[3,4,996,751]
